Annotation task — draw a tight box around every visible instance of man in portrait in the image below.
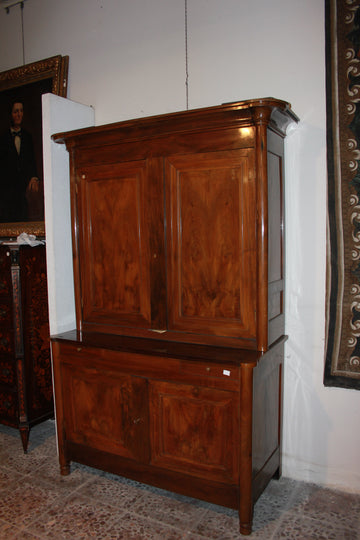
[0,99,40,222]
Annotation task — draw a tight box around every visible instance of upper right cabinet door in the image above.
[165,149,257,342]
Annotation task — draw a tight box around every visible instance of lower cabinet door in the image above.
[62,362,149,462]
[149,380,239,483]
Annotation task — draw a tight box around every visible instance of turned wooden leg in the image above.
[19,426,29,453]
[60,462,71,476]
[59,452,70,476]
[239,507,253,535]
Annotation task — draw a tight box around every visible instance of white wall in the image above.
[1,0,359,492]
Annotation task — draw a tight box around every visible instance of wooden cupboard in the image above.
[51,98,298,534]
[0,243,53,451]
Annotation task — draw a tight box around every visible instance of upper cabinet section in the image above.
[53,98,298,351]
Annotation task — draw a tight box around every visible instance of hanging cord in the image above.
[20,1,25,65]
[185,0,189,109]
[3,0,26,65]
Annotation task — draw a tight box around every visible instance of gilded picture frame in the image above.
[0,55,69,238]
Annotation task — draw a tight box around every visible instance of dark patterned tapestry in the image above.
[325,0,360,389]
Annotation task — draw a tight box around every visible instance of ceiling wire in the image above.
[3,0,26,65]
[20,1,25,65]
[185,0,189,109]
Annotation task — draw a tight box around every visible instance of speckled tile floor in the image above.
[0,421,359,539]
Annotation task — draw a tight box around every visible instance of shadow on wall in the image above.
[283,120,329,482]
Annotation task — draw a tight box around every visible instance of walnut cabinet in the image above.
[51,98,298,534]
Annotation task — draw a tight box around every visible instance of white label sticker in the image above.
[223,369,231,376]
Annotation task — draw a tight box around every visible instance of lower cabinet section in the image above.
[51,331,285,535]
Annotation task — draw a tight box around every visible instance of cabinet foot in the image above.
[19,427,29,453]
[60,463,71,476]
[239,500,253,536]
[239,522,252,536]
[273,465,282,480]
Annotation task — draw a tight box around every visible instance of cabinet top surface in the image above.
[51,330,287,366]
[52,97,299,146]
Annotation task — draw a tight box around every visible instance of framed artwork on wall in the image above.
[0,55,69,238]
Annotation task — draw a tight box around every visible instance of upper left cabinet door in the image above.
[74,160,165,332]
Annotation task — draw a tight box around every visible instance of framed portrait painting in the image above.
[0,54,68,237]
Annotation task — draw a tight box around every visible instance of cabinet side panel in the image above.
[252,342,284,498]
[267,131,285,345]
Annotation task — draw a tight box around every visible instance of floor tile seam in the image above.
[141,499,211,530]
[78,491,209,534]
[0,516,14,528]
[75,483,152,505]
[245,514,281,540]
[0,469,93,496]
[255,495,295,517]
[268,507,292,540]
[93,495,211,537]
[0,522,31,539]
[3,486,112,528]
[275,508,360,534]
[216,532,275,540]
[48,486,123,509]
[25,471,100,494]
[57,489,135,518]
[23,512,126,539]
[27,447,57,457]
[16,523,48,540]
[0,463,31,479]
[284,504,360,528]
[171,503,211,537]
[74,486,208,521]
[114,508,199,538]
[280,482,314,511]
[255,482,307,515]
[22,496,129,537]
[1,461,46,476]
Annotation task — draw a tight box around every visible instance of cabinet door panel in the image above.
[166,150,256,339]
[62,361,149,462]
[77,161,156,329]
[149,380,239,483]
